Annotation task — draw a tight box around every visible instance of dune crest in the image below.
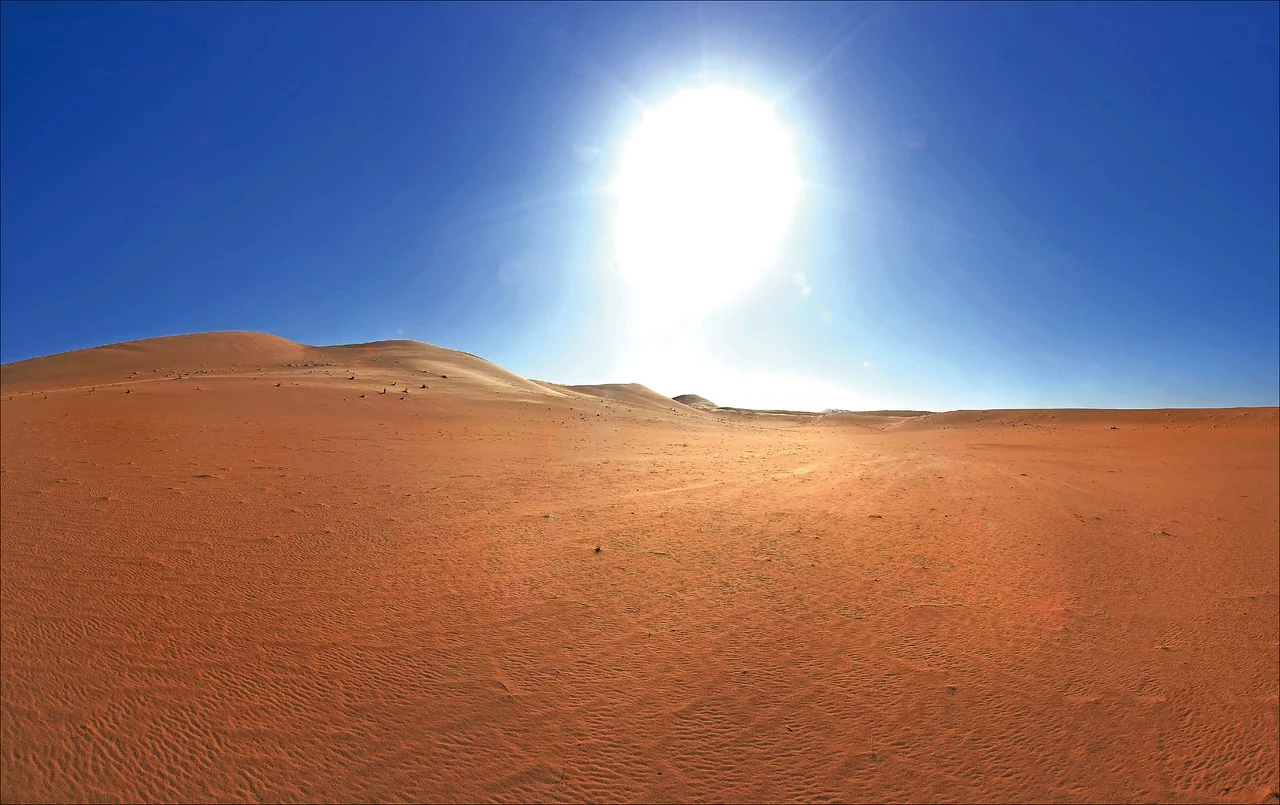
[0,331,307,391]
[674,393,717,410]
[1,331,558,399]
[535,381,692,412]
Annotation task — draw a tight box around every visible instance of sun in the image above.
[612,86,801,316]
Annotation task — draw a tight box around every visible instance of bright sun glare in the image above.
[613,86,801,316]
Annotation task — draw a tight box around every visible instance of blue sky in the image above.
[2,1,1277,410]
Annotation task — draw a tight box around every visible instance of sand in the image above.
[674,394,718,411]
[2,333,1277,803]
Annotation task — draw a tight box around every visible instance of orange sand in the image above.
[2,333,1277,803]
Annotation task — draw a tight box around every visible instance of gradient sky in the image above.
[3,1,1277,410]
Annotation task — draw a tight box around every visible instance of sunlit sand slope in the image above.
[2,333,1276,803]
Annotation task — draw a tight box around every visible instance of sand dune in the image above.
[674,393,718,410]
[0,331,309,391]
[2,332,1277,804]
[896,407,1280,430]
[312,339,561,399]
[559,382,692,412]
[0,332,557,400]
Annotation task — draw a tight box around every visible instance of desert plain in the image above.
[1,331,1277,803]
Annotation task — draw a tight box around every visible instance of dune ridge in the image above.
[674,393,718,410]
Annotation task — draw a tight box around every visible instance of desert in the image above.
[2,332,1276,803]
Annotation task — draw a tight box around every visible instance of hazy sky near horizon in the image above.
[2,1,1277,410]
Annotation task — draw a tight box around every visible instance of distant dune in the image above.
[9,333,1272,431]
[1,331,566,400]
[674,393,718,410]
[0,331,309,390]
[893,407,1280,430]
[2,331,1277,804]
[536,381,693,413]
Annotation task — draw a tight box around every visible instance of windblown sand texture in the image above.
[2,332,1277,803]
